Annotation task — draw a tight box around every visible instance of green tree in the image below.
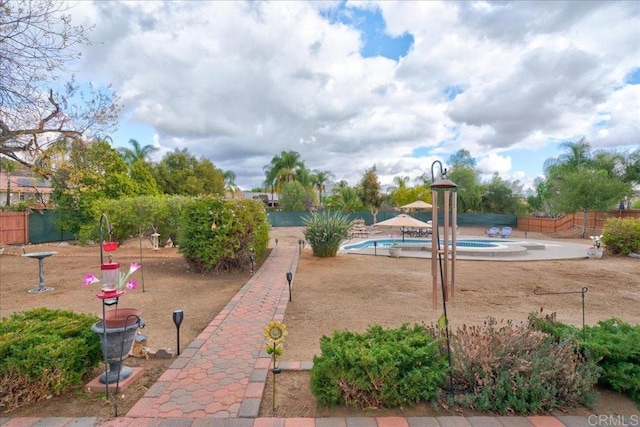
[480,174,522,215]
[279,181,313,211]
[526,178,561,216]
[387,175,410,193]
[325,183,364,212]
[359,165,385,223]
[51,139,138,235]
[553,168,631,237]
[223,170,238,198]
[153,149,225,196]
[543,138,593,173]
[129,159,161,196]
[447,166,482,213]
[311,170,333,209]
[0,1,120,167]
[263,150,307,195]
[448,149,477,169]
[388,184,431,208]
[113,138,161,196]
[542,138,633,221]
[622,149,640,186]
[118,139,158,165]
[444,150,484,213]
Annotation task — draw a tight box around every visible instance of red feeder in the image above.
[103,241,119,252]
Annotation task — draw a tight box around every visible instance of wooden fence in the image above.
[517,210,640,234]
[0,212,29,245]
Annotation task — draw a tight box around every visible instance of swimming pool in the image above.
[342,238,507,251]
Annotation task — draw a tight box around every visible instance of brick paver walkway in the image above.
[0,245,594,426]
[126,246,299,419]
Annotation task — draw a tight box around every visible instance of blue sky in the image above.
[71,1,639,192]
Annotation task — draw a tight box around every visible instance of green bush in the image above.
[178,196,269,273]
[0,308,101,412]
[1,201,30,212]
[530,313,640,405]
[601,218,640,255]
[78,194,189,244]
[431,318,600,414]
[303,211,355,257]
[310,324,447,409]
[280,181,314,211]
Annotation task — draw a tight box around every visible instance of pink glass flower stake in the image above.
[83,273,99,287]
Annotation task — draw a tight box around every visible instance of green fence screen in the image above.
[27,210,516,244]
[29,211,75,244]
[267,211,516,228]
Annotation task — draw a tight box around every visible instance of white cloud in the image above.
[69,1,639,191]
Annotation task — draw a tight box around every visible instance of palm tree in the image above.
[263,150,306,194]
[311,170,333,209]
[387,175,409,193]
[118,139,158,165]
[543,138,592,174]
[328,186,363,212]
[223,170,237,198]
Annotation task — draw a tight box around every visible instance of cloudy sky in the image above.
[69,1,639,192]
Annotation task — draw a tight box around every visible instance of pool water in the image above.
[342,238,507,251]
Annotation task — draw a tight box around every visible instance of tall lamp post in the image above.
[430,160,457,397]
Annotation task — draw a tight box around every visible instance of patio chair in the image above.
[500,227,512,238]
[485,227,499,237]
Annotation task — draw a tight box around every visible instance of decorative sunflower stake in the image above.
[264,321,287,411]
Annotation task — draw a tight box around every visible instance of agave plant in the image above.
[303,211,355,257]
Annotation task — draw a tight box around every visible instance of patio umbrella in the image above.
[373,214,432,242]
[400,200,432,210]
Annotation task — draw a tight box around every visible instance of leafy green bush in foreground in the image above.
[311,324,447,409]
[0,308,101,412]
[530,312,640,405]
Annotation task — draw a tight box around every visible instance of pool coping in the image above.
[340,236,591,261]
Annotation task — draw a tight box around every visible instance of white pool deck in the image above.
[340,235,592,261]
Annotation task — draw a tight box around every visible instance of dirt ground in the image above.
[1,226,639,418]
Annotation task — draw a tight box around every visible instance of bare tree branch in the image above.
[0,0,121,170]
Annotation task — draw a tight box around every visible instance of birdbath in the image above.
[23,251,57,293]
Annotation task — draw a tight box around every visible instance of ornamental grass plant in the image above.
[303,211,355,257]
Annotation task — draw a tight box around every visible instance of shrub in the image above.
[79,195,189,244]
[1,201,30,212]
[303,211,355,257]
[0,308,102,412]
[428,318,600,414]
[530,312,640,405]
[280,181,315,211]
[178,196,269,273]
[310,324,447,409]
[601,218,640,255]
